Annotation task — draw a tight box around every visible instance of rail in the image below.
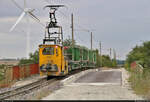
[0,77,57,100]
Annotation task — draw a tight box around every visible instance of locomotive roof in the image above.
[39,44,62,47]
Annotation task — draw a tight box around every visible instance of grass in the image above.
[0,74,4,81]
[0,65,5,81]
[128,68,150,99]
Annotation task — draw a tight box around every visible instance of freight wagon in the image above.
[64,45,97,70]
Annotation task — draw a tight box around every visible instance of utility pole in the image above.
[113,48,116,60]
[71,13,74,46]
[99,41,102,67]
[71,13,74,64]
[110,48,112,59]
[91,32,92,50]
[113,48,117,67]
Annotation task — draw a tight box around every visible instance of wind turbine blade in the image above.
[28,12,40,22]
[27,12,45,27]
[11,0,24,11]
[9,12,26,32]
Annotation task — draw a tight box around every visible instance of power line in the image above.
[75,32,90,47]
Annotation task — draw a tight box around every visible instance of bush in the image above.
[18,50,39,65]
[128,68,150,98]
[0,64,7,81]
[126,41,150,69]
[101,55,113,67]
[96,54,117,68]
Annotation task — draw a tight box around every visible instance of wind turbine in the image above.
[10,0,44,59]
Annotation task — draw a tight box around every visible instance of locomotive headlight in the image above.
[46,63,51,69]
[40,64,58,72]
[40,64,47,71]
[51,64,58,71]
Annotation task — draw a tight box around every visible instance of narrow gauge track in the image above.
[0,77,57,100]
[0,67,94,100]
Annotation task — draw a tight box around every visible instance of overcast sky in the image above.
[1,0,150,60]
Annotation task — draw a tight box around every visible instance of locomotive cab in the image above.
[39,44,68,76]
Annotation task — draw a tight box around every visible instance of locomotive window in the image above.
[42,47,54,55]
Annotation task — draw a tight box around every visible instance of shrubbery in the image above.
[96,53,117,68]
[126,41,150,69]
[128,68,150,98]
[126,41,150,99]
[18,50,39,65]
[0,64,7,81]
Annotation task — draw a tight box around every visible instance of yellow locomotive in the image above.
[39,44,68,76]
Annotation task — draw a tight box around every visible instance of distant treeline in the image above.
[117,60,125,65]
[0,59,20,61]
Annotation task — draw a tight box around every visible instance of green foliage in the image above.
[112,49,117,67]
[124,62,131,71]
[126,41,150,98]
[112,59,117,67]
[128,68,150,97]
[63,38,76,46]
[0,74,3,81]
[18,59,34,65]
[102,55,113,67]
[126,41,150,69]
[96,49,101,67]
[96,52,118,68]
[29,50,39,64]
[0,64,5,69]
[0,64,7,81]
[18,50,39,65]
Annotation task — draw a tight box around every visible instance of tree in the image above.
[63,38,76,46]
[18,50,39,65]
[96,49,101,67]
[0,64,7,81]
[101,55,113,67]
[29,50,39,64]
[112,49,117,67]
[126,41,150,69]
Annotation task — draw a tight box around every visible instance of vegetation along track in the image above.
[0,77,57,100]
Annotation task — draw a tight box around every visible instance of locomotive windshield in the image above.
[42,47,54,55]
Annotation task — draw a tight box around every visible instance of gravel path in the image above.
[42,68,144,100]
